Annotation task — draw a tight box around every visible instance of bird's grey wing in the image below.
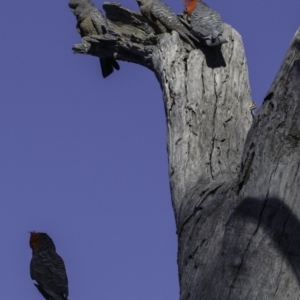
[90,8,108,35]
[191,1,223,37]
[150,0,184,32]
[31,252,68,296]
[150,0,199,44]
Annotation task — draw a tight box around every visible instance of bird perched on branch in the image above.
[29,232,69,300]
[69,0,120,78]
[183,0,227,46]
[136,0,199,48]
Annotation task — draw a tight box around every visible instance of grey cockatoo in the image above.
[184,0,227,46]
[136,0,200,48]
[69,0,120,78]
[30,232,69,300]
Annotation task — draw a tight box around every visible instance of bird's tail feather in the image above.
[99,57,120,78]
[34,284,49,300]
[34,283,68,300]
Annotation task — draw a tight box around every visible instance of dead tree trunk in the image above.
[71,3,300,299]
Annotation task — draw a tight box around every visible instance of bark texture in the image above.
[70,3,300,299]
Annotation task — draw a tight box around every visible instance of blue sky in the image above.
[1,0,299,299]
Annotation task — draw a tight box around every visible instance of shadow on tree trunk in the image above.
[233,197,300,286]
[201,45,226,69]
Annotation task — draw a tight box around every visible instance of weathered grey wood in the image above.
[70,3,300,299]
[176,29,300,300]
[215,28,300,300]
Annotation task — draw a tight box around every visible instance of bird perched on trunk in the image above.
[69,0,120,78]
[136,0,199,48]
[29,232,69,300]
[183,0,227,46]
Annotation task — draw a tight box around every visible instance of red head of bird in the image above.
[29,232,56,253]
[183,0,199,16]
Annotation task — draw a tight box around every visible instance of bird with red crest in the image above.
[183,0,227,46]
[29,232,69,300]
[136,0,200,48]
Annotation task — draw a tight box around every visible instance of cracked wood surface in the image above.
[179,28,300,300]
[70,3,300,299]
[217,28,300,300]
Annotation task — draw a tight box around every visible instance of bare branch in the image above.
[72,34,156,70]
[72,3,157,69]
